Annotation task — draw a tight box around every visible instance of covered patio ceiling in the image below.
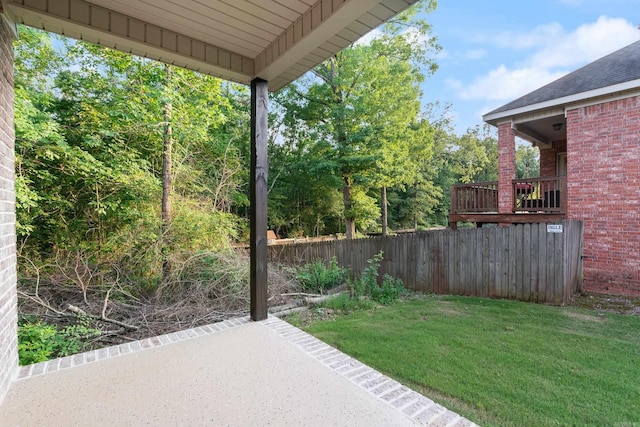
[511,113,566,149]
[1,0,417,91]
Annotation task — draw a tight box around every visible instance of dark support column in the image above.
[250,78,268,321]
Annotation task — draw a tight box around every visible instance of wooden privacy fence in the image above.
[268,220,584,305]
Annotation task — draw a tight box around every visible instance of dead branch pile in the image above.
[17,249,302,348]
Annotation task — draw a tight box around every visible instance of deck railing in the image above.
[450,176,567,215]
[512,176,567,213]
[450,181,498,214]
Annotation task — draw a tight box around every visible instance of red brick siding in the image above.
[498,122,516,215]
[540,140,566,177]
[0,17,17,402]
[566,95,640,294]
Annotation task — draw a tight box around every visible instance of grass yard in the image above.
[297,295,640,426]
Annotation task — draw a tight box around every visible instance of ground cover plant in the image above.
[296,257,348,294]
[301,295,640,426]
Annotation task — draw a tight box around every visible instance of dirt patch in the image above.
[567,292,640,316]
[433,301,470,317]
[563,310,606,323]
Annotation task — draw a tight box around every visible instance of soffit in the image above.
[1,0,417,91]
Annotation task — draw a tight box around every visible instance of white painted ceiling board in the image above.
[2,0,419,90]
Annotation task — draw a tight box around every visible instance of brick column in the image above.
[0,15,18,402]
[566,97,640,295]
[497,122,516,218]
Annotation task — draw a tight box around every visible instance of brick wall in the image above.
[566,95,640,294]
[0,16,17,403]
[497,122,516,215]
[540,140,566,177]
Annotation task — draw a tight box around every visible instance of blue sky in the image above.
[420,0,640,134]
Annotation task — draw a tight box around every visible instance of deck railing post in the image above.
[559,175,568,214]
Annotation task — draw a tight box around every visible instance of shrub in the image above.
[370,275,406,305]
[18,321,58,365]
[18,317,100,365]
[296,257,348,293]
[350,251,407,305]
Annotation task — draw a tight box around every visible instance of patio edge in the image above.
[14,316,251,381]
[261,315,479,427]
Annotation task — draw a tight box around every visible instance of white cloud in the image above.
[461,49,487,60]
[473,22,564,50]
[528,16,640,69]
[437,48,484,63]
[451,16,640,103]
[452,66,567,100]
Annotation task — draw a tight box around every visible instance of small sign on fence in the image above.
[547,224,563,233]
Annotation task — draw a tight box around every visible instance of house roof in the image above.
[1,0,417,91]
[484,39,640,122]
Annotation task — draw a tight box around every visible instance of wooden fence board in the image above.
[509,227,517,299]
[553,231,564,305]
[538,224,547,302]
[522,223,531,301]
[545,230,554,303]
[488,227,496,297]
[531,223,539,301]
[494,227,503,298]
[267,221,583,305]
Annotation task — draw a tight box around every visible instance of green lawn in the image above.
[299,295,640,426]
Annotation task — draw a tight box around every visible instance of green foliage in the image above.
[18,317,100,365]
[14,27,247,290]
[319,293,376,313]
[296,257,348,293]
[170,198,239,252]
[350,251,406,305]
[372,275,407,305]
[447,125,498,184]
[272,5,441,237]
[516,144,540,179]
[17,321,57,365]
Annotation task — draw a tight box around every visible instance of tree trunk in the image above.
[413,184,418,230]
[161,65,173,283]
[343,175,355,240]
[381,186,388,237]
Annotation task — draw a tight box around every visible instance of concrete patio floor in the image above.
[0,316,477,426]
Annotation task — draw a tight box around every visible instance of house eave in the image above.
[483,78,640,124]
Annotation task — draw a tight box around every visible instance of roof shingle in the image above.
[485,40,640,117]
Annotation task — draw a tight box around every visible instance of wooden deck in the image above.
[449,176,567,228]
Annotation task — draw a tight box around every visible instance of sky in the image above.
[419,0,640,134]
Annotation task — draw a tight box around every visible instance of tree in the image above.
[14,28,247,288]
[276,1,440,238]
[161,65,173,281]
[446,125,498,184]
[516,144,540,178]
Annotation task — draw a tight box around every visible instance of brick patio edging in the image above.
[14,316,251,381]
[261,316,479,427]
